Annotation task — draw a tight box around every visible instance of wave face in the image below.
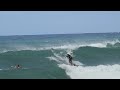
[1,33,120,79]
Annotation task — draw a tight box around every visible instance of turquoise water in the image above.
[0,33,120,79]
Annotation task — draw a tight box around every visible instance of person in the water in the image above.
[15,64,21,69]
[11,64,22,69]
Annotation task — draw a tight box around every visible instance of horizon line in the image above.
[0,32,120,36]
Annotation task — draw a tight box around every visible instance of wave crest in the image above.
[0,39,120,53]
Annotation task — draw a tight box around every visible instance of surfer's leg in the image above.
[70,60,72,65]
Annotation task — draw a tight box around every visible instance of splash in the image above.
[59,64,120,79]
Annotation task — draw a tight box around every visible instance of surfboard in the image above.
[67,63,79,67]
[72,63,79,67]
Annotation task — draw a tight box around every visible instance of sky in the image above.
[0,11,120,35]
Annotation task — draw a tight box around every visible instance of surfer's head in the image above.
[16,64,21,68]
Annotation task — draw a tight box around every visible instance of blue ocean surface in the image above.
[0,32,120,79]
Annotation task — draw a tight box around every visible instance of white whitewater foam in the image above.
[47,53,69,64]
[88,43,106,48]
[59,64,120,79]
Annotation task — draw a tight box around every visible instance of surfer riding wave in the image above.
[66,54,78,66]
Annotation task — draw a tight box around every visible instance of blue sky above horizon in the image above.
[0,11,120,36]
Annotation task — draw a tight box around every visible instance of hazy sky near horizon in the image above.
[0,11,120,35]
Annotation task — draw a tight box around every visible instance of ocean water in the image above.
[0,33,120,79]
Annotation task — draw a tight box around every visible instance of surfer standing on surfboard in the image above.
[66,54,73,65]
[66,54,77,66]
